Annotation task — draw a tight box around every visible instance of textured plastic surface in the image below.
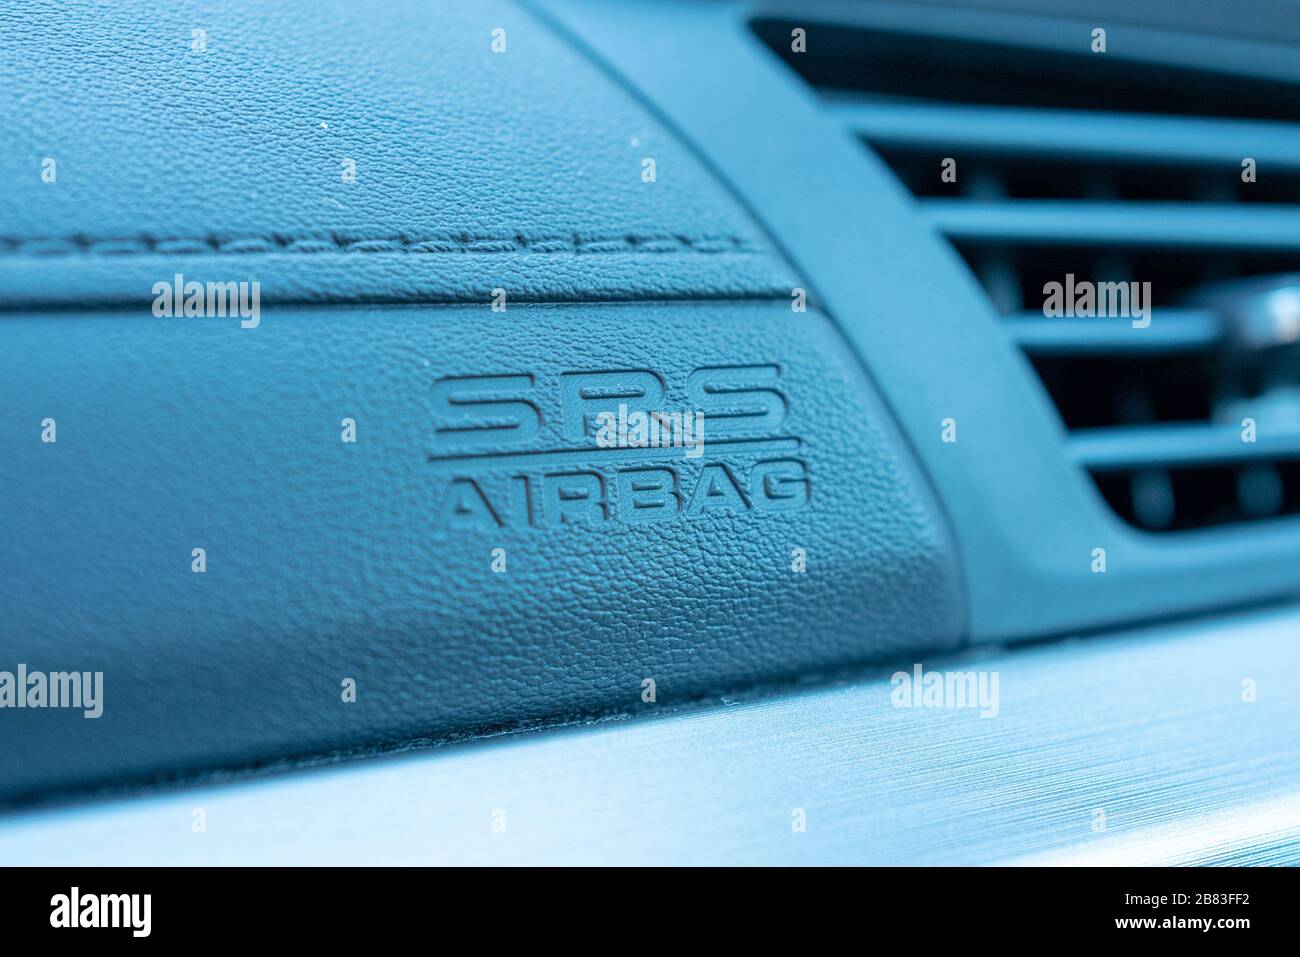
[0,301,963,802]
[0,0,794,307]
[0,0,964,803]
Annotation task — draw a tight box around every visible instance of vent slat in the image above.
[1008,310,1221,354]
[1073,423,1300,471]
[830,98,1300,170]
[922,201,1300,250]
[752,17,1300,530]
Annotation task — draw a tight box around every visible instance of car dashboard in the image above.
[2,0,1300,870]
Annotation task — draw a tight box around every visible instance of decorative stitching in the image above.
[0,232,765,257]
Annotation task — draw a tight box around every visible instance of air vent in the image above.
[754,18,1300,530]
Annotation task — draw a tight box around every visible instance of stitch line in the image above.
[0,232,766,258]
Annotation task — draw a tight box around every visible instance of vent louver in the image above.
[754,18,1300,530]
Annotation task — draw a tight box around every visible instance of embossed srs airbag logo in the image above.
[428,366,809,530]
